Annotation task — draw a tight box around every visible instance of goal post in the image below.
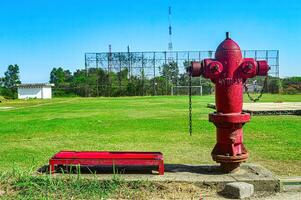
[171,85,203,96]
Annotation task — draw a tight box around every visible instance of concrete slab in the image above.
[207,102,301,115]
[49,163,280,192]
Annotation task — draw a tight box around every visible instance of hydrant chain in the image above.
[244,75,268,102]
[188,69,192,136]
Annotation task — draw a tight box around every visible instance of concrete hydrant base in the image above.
[142,163,280,192]
[51,163,280,192]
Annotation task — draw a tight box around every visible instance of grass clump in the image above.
[0,169,123,199]
[0,170,213,200]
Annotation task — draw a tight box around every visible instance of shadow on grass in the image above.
[165,164,224,175]
[38,164,224,175]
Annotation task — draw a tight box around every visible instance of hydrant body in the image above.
[191,33,269,172]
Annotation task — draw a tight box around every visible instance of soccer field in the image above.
[0,94,300,175]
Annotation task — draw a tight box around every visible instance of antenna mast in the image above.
[168,6,173,62]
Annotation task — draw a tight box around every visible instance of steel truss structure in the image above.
[85,50,279,96]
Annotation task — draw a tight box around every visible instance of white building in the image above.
[17,83,54,99]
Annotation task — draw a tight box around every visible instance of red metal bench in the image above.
[49,151,164,175]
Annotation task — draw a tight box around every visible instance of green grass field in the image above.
[0,94,301,177]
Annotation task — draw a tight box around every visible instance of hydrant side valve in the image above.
[257,60,269,76]
[240,58,269,79]
[240,58,257,79]
[191,61,202,77]
[203,59,223,80]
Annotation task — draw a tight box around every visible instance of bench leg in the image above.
[49,160,55,174]
[158,160,164,175]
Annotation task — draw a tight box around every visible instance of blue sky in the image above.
[0,0,300,83]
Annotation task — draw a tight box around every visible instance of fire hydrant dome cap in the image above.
[216,38,241,51]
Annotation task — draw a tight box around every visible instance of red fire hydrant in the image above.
[190,32,269,172]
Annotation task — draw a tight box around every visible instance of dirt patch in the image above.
[111,181,281,200]
[112,181,219,200]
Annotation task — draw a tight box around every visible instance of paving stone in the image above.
[224,182,254,199]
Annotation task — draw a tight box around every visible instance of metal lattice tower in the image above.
[168,6,173,62]
[85,50,279,96]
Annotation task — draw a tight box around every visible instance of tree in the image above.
[1,65,21,98]
[50,67,67,84]
[160,61,180,94]
[72,69,87,97]
[267,77,282,94]
[0,77,4,97]
[50,67,74,96]
[282,77,301,94]
[161,61,179,85]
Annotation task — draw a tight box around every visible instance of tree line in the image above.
[49,62,215,97]
[0,63,301,99]
[49,62,301,97]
